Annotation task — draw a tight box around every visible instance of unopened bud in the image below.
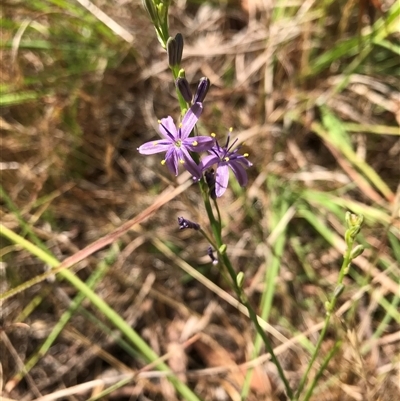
[193,77,210,104]
[167,33,183,67]
[174,33,183,65]
[324,301,332,313]
[176,77,193,103]
[350,244,364,259]
[345,212,364,229]
[207,246,218,265]
[345,225,361,243]
[236,272,245,288]
[218,244,227,255]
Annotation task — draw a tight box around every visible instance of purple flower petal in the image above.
[229,160,248,187]
[184,136,214,152]
[199,154,220,171]
[138,140,171,155]
[236,156,253,168]
[159,116,178,140]
[215,164,229,197]
[165,147,179,176]
[180,103,203,139]
[180,147,201,179]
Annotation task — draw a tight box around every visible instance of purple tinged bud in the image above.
[207,245,218,265]
[167,37,177,67]
[167,33,184,67]
[178,217,200,230]
[176,77,193,103]
[193,77,210,104]
[174,33,183,64]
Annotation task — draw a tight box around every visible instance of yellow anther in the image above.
[211,133,216,138]
[161,160,166,165]
[244,153,249,157]
[229,127,233,132]
[192,141,198,146]
[179,159,185,165]
[158,119,162,124]
[153,141,158,146]
[179,123,182,128]
[224,157,230,162]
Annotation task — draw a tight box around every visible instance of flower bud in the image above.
[167,33,183,67]
[236,272,245,289]
[350,244,364,259]
[345,212,364,229]
[174,33,183,65]
[193,77,210,104]
[176,77,193,103]
[345,225,361,243]
[218,244,227,255]
[324,301,332,313]
[207,246,218,265]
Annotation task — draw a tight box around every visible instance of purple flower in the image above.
[137,103,214,179]
[199,129,252,197]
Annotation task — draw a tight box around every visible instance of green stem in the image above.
[212,198,222,234]
[197,186,292,398]
[295,231,356,400]
[170,65,189,115]
[162,23,292,399]
[302,341,342,401]
[218,249,293,399]
[198,179,221,241]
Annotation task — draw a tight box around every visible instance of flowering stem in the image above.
[294,213,364,401]
[170,65,189,115]
[212,198,222,234]
[301,340,342,401]
[218,246,294,398]
[196,181,292,397]
[152,10,292,397]
[198,178,221,241]
[198,228,218,251]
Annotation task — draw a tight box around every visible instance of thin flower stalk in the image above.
[141,6,294,398]
[294,213,364,401]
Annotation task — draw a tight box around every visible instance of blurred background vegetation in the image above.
[1,0,399,400]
